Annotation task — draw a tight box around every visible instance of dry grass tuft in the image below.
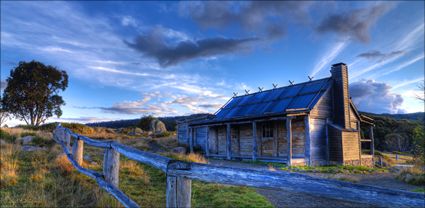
[268,164,276,171]
[165,152,208,164]
[121,160,150,184]
[397,166,425,186]
[0,142,19,186]
[30,168,48,182]
[55,153,74,173]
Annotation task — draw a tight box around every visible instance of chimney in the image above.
[331,63,350,128]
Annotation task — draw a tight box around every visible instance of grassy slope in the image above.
[0,128,272,207]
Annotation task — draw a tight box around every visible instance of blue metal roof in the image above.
[214,78,332,121]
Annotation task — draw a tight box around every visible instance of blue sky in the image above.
[1,1,424,126]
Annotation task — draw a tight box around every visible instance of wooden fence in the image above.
[53,125,424,208]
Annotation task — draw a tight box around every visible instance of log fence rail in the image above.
[53,125,423,208]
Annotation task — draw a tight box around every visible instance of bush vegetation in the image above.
[362,113,423,154]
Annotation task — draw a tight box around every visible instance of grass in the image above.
[242,160,387,174]
[164,152,208,164]
[0,143,116,207]
[279,164,387,174]
[0,129,18,143]
[375,151,414,165]
[412,187,425,193]
[0,128,273,207]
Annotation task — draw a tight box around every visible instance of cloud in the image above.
[121,16,138,27]
[357,50,405,62]
[391,78,424,91]
[1,80,7,91]
[316,4,393,42]
[350,80,404,113]
[350,22,424,80]
[126,27,259,67]
[380,53,424,76]
[51,116,112,123]
[179,1,312,39]
[86,92,226,116]
[311,39,349,77]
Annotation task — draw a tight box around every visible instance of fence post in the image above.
[72,137,84,166]
[103,146,120,187]
[166,161,192,208]
[65,130,72,152]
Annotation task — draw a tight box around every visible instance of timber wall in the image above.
[205,120,305,160]
[310,89,332,165]
[342,131,361,164]
[177,124,188,145]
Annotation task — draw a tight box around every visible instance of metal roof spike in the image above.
[258,87,264,92]
[244,89,250,94]
[289,80,294,85]
[272,83,278,89]
[308,76,314,81]
[233,92,238,97]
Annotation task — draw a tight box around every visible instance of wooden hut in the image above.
[177,63,375,166]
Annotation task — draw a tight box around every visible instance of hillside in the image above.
[363,112,424,123]
[86,114,212,131]
[361,112,423,153]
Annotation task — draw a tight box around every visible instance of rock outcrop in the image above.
[150,119,167,134]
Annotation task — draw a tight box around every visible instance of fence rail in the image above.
[53,125,424,208]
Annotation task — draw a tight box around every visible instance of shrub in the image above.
[138,115,155,131]
[62,123,95,135]
[397,167,425,186]
[0,129,17,143]
[154,131,172,138]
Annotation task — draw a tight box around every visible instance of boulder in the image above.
[128,127,144,136]
[21,136,33,145]
[133,127,144,135]
[150,119,167,134]
[22,145,47,151]
[172,146,187,154]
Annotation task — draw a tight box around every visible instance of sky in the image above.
[1,1,424,126]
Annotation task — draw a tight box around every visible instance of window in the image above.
[262,122,274,138]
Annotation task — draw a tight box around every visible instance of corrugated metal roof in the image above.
[212,77,332,122]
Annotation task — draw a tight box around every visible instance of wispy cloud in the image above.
[380,53,424,76]
[89,92,226,116]
[311,39,349,77]
[50,116,113,123]
[351,22,424,79]
[391,78,424,90]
